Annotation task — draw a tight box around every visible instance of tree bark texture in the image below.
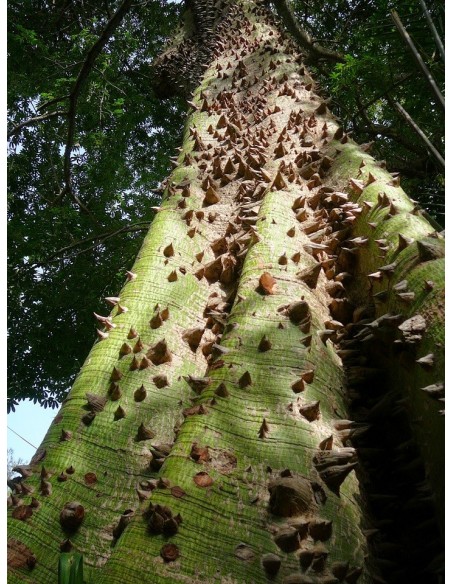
[8,1,444,583]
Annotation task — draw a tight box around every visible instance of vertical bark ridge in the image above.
[7,155,249,580]
[318,142,444,582]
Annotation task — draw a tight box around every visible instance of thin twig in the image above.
[47,228,150,264]
[7,426,38,450]
[93,66,127,95]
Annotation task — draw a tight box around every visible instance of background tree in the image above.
[7,449,24,482]
[7,0,444,411]
[8,0,186,409]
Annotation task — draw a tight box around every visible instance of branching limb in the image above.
[38,222,151,265]
[391,100,444,168]
[37,94,70,112]
[7,110,68,139]
[389,156,436,179]
[353,93,426,156]
[390,9,444,110]
[357,122,427,155]
[59,0,135,204]
[72,192,101,222]
[351,72,414,127]
[270,0,344,63]
[419,0,444,62]
[12,0,134,212]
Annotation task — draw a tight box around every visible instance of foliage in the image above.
[8,0,186,410]
[7,0,444,409]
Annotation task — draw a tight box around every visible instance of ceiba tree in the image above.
[8,1,444,583]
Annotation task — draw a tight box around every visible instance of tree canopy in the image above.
[7,0,444,411]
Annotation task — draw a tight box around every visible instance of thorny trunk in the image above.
[8,1,444,583]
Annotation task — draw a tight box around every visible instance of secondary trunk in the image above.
[8,1,443,583]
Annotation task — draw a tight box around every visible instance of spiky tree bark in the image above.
[8,1,444,583]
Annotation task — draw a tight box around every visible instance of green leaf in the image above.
[58,554,84,584]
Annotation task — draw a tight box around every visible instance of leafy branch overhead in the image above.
[7,0,444,408]
[10,0,134,213]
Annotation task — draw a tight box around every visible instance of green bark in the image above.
[8,0,443,583]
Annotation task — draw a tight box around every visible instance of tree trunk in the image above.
[8,1,443,583]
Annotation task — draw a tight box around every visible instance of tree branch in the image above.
[37,94,70,112]
[419,0,444,62]
[357,123,427,155]
[351,72,414,127]
[352,92,427,156]
[390,9,444,109]
[7,110,68,140]
[391,100,444,168]
[270,0,345,63]
[20,0,135,213]
[59,0,135,204]
[38,222,151,265]
[389,157,436,179]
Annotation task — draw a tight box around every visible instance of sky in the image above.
[7,400,58,466]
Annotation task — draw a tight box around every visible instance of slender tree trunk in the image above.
[8,1,443,583]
